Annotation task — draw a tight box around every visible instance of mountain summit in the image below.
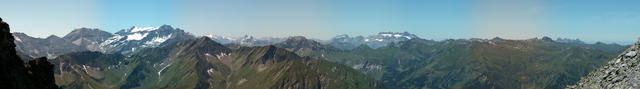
[99,25,195,55]
[274,36,339,58]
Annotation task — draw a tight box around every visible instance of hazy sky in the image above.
[1,0,640,44]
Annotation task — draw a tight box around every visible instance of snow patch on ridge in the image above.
[126,33,149,40]
[145,34,172,45]
[14,36,21,42]
[130,27,159,32]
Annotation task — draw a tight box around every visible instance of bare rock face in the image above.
[567,39,640,89]
[0,17,59,89]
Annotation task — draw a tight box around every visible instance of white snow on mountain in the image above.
[100,35,125,48]
[203,34,285,46]
[14,36,21,42]
[375,39,384,42]
[126,33,149,40]
[98,25,189,54]
[129,27,159,32]
[144,34,172,46]
[328,32,419,49]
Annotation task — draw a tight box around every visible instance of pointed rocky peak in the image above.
[64,28,111,36]
[555,38,585,44]
[100,25,195,54]
[240,35,256,41]
[68,27,102,33]
[277,36,324,48]
[333,34,349,39]
[158,25,173,30]
[375,32,418,39]
[199,36,213,41]
[180,37,231,54]
[62,28,113,43]
[284,36,318,43]
[45,35,62,40]
[193,36,223,46]
[11,32,28,37]
[115,25,178,35]
[288,36,308,41]
[183,37,226,48]
[260,45,300,59]
[541,36,554,42]
[11,32,32,41]
[491,37,504,41]
[128,26,158,33]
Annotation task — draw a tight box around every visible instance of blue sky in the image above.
[1,0,640,44]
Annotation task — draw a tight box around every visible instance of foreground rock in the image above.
[0,17,59,89]
[568,39,640,89]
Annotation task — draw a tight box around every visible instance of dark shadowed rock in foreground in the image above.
[568,39,640,89]
[0,17,59,89]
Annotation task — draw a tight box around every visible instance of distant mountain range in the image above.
[204,34,285,47]
[326,32,418,49]
[273,36,628,89]
[52,37,383,89]
[10,25,633,89]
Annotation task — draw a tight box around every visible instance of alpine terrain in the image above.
[278,34,627,89]
[568,39,640,89]
[52,37,384,89]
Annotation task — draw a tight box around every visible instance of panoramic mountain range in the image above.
[9,25,633,89]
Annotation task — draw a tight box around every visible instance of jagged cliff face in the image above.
[0,17,59,89]
[568,39,640,89]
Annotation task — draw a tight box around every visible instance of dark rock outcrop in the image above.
[0,17,59,89]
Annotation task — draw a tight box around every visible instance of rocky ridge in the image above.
[568,38,640,89]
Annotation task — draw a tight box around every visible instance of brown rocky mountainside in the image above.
[0,17,59,89]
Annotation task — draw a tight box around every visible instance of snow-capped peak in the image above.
[376,32,415,39]
[129,27,159,32]
[98,25,193,55]
[327,32,419,49]
[335,34,349,38]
